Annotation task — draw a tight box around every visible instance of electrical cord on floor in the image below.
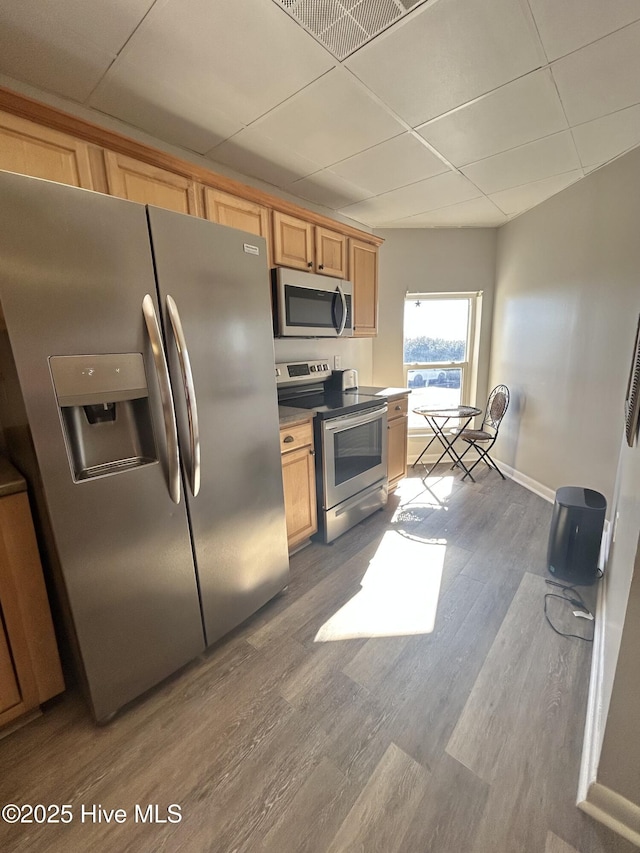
[544,579,594,642]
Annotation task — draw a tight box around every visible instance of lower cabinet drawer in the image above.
[388,396,409,419]
[279,421,313,454]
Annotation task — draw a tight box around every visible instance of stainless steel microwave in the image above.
[273,267,353,337]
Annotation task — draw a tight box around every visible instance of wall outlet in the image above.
[334,355,342,369]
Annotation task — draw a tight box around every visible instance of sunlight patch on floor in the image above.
[314,531,446,642]
[391,474,455,519]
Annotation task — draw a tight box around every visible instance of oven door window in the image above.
[285,284,350,331]
[333,418,383,486]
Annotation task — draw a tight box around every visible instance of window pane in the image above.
[404,299,469,364]
[407,368,462,429]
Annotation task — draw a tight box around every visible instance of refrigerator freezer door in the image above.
[0,172,205,721]
[147,206,290,645]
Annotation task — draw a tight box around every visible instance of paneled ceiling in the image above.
[1,0,639,228]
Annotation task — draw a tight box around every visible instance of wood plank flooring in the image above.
[0,466,634,853]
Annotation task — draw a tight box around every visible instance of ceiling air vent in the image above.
[273,0,430,60]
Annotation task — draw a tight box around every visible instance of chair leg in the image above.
[461,439,501,480]
[484,452,506,479]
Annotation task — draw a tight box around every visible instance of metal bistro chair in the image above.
[453,385,510,481]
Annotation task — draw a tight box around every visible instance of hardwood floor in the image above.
[0,467,634,853]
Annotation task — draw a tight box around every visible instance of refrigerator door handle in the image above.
[166,295,201,497]
[142,294,181,504]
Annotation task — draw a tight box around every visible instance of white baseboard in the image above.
[577,577,607,803]
[578,782,640,848]
[489,458,556,503]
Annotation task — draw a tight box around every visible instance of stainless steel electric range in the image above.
[276,360,388,543]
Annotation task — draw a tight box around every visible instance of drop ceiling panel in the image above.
[527,0,640,62]
[489,170,583,215]
[0,0,146,102]
[339,171,481,226]
[384,196,508,228]
[417,69,568,167]
[0,0,153,57]
[344,0,546,126]
[461,132,582,195]
[572,105,640,169]
[91,0,335,127]
[551,21,640,126]
[287,170,374,209]
[91,68,243,154]
[330,133,449,195]
[250,69,405,167]
[209,128,322,187]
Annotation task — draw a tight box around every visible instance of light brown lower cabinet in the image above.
[280,418,317,552]
[0,476,64,730]
[387,394,409,492]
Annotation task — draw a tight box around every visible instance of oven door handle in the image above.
[323,404,387,432]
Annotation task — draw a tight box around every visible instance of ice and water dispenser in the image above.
[50,354,157,481]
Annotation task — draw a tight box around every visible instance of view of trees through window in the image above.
[404,296,471,428]
[404,336,466,364]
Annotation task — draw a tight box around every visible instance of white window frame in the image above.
[403,291,482,433]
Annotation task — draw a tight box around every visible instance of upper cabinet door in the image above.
[203,188,271,268]
[104,151,199,216]
[272,211,314,271]
[350,239,378,338]
[0,111,93,189]
[316,227,347,278]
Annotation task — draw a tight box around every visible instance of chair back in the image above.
[481,385,510,437]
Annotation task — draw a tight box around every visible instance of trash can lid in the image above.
[555,486,607,511]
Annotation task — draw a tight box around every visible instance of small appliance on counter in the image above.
[329,368,359,391]
[277,360,387,543]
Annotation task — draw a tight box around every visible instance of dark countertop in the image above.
[0,455,27,497]
[278,406,314,426]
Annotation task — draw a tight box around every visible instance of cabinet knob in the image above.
[395,404,402,411]
[319,264,324,270]
[307,261,313,268]
[283,435,294,443]
[310,449,315,456]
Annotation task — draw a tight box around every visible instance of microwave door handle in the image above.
[142,294,181,504]
[336,283,347,336]
[166,295,201,497]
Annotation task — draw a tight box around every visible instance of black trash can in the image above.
[547,487,607,585]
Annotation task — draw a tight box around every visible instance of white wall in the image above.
[273,337,373,383]
[373,228,497,393]
[490,147,640,835]
[490,149,640,503]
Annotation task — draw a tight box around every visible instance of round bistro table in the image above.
[411,404,482,480]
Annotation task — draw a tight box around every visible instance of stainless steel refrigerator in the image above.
[0,170,289,721]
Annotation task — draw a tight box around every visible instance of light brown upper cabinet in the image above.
[273,211,348,278]
[315,226,347,278]
[104,151,199,216]
[350,238,378,337]
[203,187,271,267]
[272,211,315,271]
[0,110,93,189]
